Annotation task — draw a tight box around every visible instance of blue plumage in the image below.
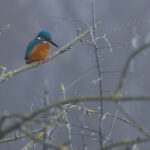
[25,39,40,59]
[24,30,59,63]
[37,30,52,41]
[25,30,52,59]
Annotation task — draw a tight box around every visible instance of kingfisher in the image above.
[25,30,59,64]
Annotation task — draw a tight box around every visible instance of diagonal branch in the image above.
[0,21,100,83]
[115,42,150,95]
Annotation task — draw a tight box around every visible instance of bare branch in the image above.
[115,42,150,96]
[0,21,100,83]
[98,137,149,150]
[1,95,150,139]
[91,0,103,147]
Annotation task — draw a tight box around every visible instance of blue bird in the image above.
[25,30,59,64]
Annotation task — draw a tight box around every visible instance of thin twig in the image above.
[81,102,87,150]
[116,103,150,138]
[114,42,150,96]
[91,0,103,147]
[98,137,149,150]
[1,95,150,139]
[61,84,74,150]
[42,89,49,150]
[103,110,118,145]
[21,128,64,150]
[64,109,74,150]
[0,128,43,144]
[111,41,150,140]
[68,105,150,138]
[47,15,90,28]
[1,107,149,145]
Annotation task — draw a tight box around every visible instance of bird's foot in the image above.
[42,58,46,63]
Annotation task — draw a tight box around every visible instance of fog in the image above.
[0,0,150,149]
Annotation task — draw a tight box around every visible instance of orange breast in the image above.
[29,42,50,61]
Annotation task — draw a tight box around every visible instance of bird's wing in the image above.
[25,39,41,59]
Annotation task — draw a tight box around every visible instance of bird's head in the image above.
[37,30,59,48]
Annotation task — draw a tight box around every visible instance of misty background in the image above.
[0,0,150,149]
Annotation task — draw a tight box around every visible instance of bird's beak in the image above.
[50,40,59,48]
